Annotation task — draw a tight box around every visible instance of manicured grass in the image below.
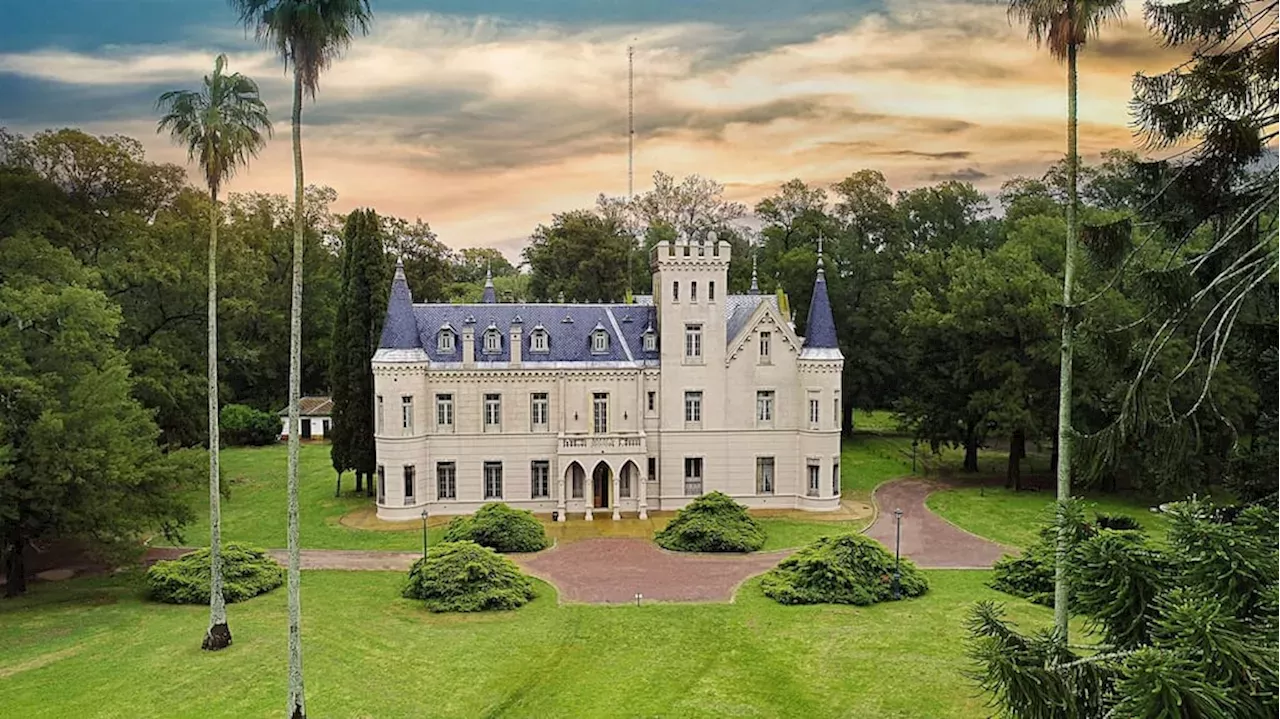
[850,408,901,433]
[926,487,1170,549]
[0,568,1057,718]
[756,518,863,551]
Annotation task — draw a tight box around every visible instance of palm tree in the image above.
[1006,0,1124,640]
[156,53,270,652]
[227,2,372,715]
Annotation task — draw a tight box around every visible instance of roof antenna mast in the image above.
[628,43,635,201]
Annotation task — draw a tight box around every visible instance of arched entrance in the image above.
[591,462,612,509]
[619,460,639,499]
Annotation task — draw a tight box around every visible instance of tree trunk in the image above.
[842,400,854,438]
[3,528,25,598]
[203,188,231,651]
[1050,433,1059,474]
[354,472,362,494]
[1053,37,1080,641]
[963,424,979,473]
[286,69,308,719]
[1006,429,1026,492]
[334,470,342,498]
[365,471,373,498]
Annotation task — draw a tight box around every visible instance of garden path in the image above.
[863,479,1014,569]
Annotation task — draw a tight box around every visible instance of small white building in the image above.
[372,234,844,521]
[278,396,333,440]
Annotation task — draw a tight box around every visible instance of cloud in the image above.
[928,167,990,181]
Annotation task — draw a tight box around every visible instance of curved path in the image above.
[863,479,1013,569]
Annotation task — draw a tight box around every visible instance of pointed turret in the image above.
[802,237,838,350]
[748,251,760,295]
[379,259,421,349]
[481,265,497,304]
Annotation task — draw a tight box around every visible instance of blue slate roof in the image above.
[802,265,839,349]
[379,261,422,350]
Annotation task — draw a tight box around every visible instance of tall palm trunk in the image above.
[1053,36,1079,639]
[286,69,308,719]
[203,188,231,651]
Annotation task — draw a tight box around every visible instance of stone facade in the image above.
[372,235,844,521]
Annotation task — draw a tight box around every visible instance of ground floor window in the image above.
[436,462,456,500]
[403,465,415,505]
[484,461,504,500]
[756,457,774,494]
[832,461,840,496]
[377,465,386,504]
[647,457,657,483]
[684,457,703,496]
[531,460,550,499]
[807,462,820,497]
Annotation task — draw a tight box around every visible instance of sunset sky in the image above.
[0,0,1190,259]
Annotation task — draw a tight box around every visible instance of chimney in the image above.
[462,325,475,367]
[510,317,523,366]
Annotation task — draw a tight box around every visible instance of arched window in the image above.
[483,328,502,354]
[642,329,657,352]
[437,328,456,353]
[530,327,549,353]
[591,329,609,354]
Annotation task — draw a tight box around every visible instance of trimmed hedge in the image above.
[442,503,550,553]
[146,543,284,604]
[761,533,929,605]
[220,404,280,446]
[654,491,765,553]
[401,541,536,612]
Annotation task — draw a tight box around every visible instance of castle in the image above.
[372,234,843,521]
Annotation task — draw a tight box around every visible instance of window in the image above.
[531,392,549,429]
[401,396,414,435]
[759,332,771,362]
[403,465,416,505]
[691,281,698,302]
[709,281,716,301]
[756,390,774,423]
[647,391,656,413]
[531,461,550,499]
[438,329,455,353]
[483,328,501,354]
[436,462,456,500]
[672,280,679,301]
[484,461,503,500]
[685,324,702,359]
[684,457,703,496]
[436,394,453,429]
[377,465,386,504]
[832,461,840,496]
[647,457,657,483]
[757,457,775,494]
[834,398,840,428]
[483,393,501,430]
[807,462,820,497]
[592,392,609,434]
[376,395,385,434]
[620,467,632,498]
[530,328,549,353]
[642,330,657,352]
[684,391,702,424]
[591,329,609,354]
[809,397,820,426]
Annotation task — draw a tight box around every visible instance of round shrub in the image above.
[401,541,536,612]
[654,491,766,553]
[761,533,929,605]
[442,503,550,553]
[146,543,284,604]
[220,404,280,446]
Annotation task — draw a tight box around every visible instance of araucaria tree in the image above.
[228,1,373,716]
[1007,0,1125,639]
[329,208,385,497]
[156,52,270,652]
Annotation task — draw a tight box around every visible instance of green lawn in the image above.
[926,487,1169,548]
[0,568,1056,718]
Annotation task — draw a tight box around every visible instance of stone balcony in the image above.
[557,431,647,458]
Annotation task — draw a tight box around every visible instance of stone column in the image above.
[555,458,566,522]
[611,465,622,520]
[638,460,649,520]
[584,466,593,521]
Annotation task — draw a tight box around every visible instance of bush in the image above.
[654,491,766,553]
[442,503,550,553]
[1095,513,1143,531]
[401,541,536,612]
[220,404,280,446]
[146,543,284,604]
[761,533,928,605]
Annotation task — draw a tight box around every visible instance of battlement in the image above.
[650,232,731,269]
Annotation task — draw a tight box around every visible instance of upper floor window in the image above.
[438,328,456,353]
[756,391,774,423]
[531,392,549,429]
[401,396,414,435]
[685,324,702,359]
[592,392,609,434]
[530,327,549,353]
[484,393,501,429]
[436,393,453,429]
[808,397,820,426]
[759,332,771,363]
[483,328,502,354]
[672,280,679,302]
[691,281,698,302]
[642,329,657,352]
[684,391,702,424]
[591,329,609,354]
[647,391,656,413]
[376,395,385,434]
[709,281,715,301]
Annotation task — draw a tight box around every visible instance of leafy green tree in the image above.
[156,52,271,652]
[329,208,385,497]
[0,229,201,597]
[524,209,633,302]
[452,247,516,284]
[382,216,453,301]
[1007,0,1127,638]
[229,1,373,715]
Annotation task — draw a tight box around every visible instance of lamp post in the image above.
[420,508,429,559]
[892,507,903,600]
[911,440,918,474]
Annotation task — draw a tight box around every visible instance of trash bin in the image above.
[552,511,559,522]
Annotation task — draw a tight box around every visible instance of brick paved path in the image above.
[863,479,1013,569]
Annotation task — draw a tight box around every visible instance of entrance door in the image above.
[301,419,312,439]
[592,463,611,509]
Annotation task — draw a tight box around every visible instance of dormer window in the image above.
[591,329,610,354]
[642,329,657,352]
[438,327,456,353]
[530,326,549,353]
[483,326,502,354]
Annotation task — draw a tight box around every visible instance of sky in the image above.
[0,0,1191,259]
